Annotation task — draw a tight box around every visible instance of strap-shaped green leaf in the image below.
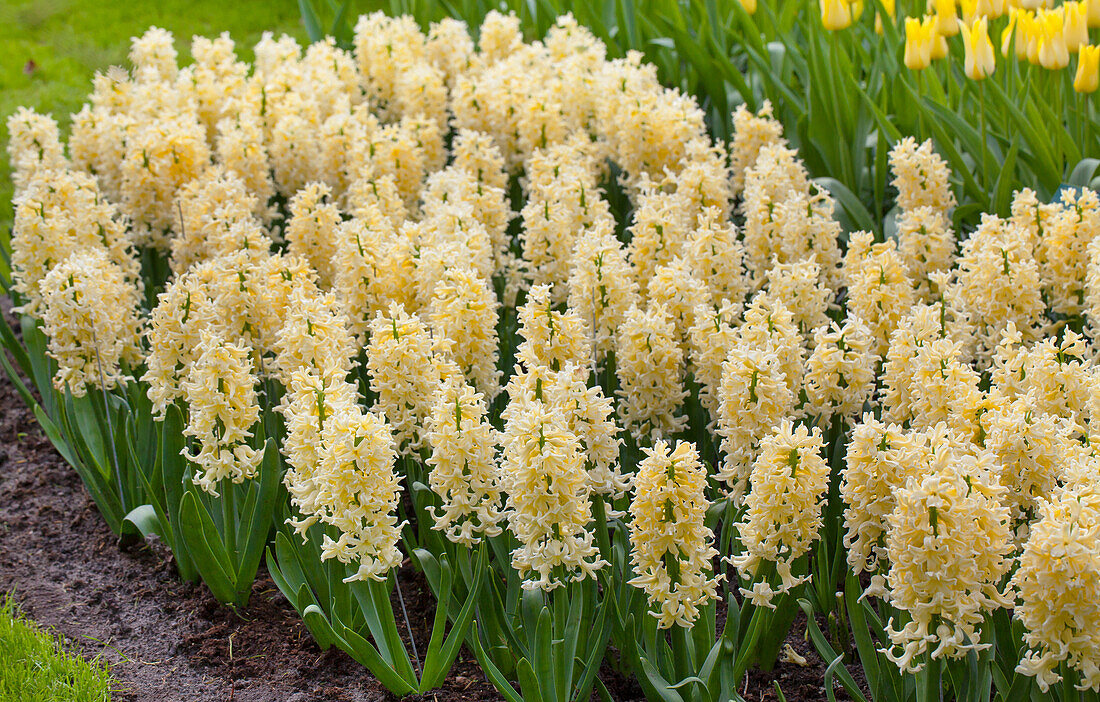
[570,586,613,702]
[421,545,488,691]
[517,656,546,702]
[121,504,162,540]
[236,440,284,585]
[265,546,296,608]
[338,624,417,695]
[797,598,868,702]
[532,606,556,702]
[637,653,686,702]
[179,490,239,605]
[299,594,337,650]
[418,557,456,690]
[1068,158,1100,188]
[411,547,443,597]
[471,620,524,702]
[35,403,124,534]
[298,0,324,42]
[0,311,32,380]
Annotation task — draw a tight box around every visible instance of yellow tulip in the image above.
[905,16,934,69]
[739,0,758,14]
[1037,9,1070,68]
[958,17,997,79]
[1064,1,1089,51]
[821,0,853,30]
[934,0,961,35]
[1075,44,1100,91]
[1089,0,1100,29]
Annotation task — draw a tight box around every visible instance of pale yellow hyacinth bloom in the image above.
[730,420,829,605]
[425,376,505,546]
[1012,481,1100,692]
[501,400,606,590]
[628,440,720,628]
[884,434,1014,672]
[39,249,144,398]
[180,330,263,495]
[615,303,688,441]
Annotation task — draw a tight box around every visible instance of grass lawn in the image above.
[2,0,308,234]
[0,596,114,701]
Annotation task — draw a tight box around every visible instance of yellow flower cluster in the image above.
[10,169,140,318]
[516,284,593,373]
[171,166,270,274]
[883,428,1014,672]
[501,399,607,590]
[731,420,829,606]
[615,303,688,441]
[567,221,640,361]
[716,343,795,500]
[425,377,505,546]
[888,137,956,216]
[6,107,68,194]
[804,316,877,422]
[366,303,448,453]
[841,417,921,587]
[628,440,720,628]
[38,249,144,397]
[1012,479,1100,692]
[180,330,263,495]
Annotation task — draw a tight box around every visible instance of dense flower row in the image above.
[7,11,1100,694]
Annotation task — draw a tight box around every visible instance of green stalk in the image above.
[592,494,613,566]
[918,652,943,702]
[671,624,695,698]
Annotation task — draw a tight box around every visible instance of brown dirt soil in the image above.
[0,324,861,702]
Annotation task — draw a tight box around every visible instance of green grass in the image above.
[0,596,114,701]
[1,0,307,234]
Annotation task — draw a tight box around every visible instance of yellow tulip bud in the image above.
[821,0,853,30]
[988,0,1007,16]
[1075,44,1100,91]
[852,0,865,20]
[1089,0,1100,28]
[905,16,934,69]
[1064,1,1089,51]
[740,0,758,14]
[958,17,997,79]
[934,0,961,35]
